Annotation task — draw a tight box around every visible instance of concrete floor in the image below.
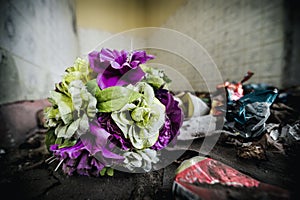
[0,99,299,200]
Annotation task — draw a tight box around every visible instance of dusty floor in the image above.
[0,95,300,200]
[1,131,299,200]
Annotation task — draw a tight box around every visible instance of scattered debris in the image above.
[175,91,210,119]
[173,156,290,200]
[178,115,218,140]
[224,89,278,139]
[1,73,300,200]
[217,71,254,102]
[0,149,5,154]
[265,121,300,154]
[237,143,267,160]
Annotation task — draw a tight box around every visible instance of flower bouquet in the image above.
[44,48,184,176]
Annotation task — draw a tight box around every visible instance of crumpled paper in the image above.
[173,156,290,200]
[224,89,278,139]
[175,92,220,140]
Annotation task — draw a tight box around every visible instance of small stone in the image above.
[0,148,6,154]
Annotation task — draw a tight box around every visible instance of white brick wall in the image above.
[158,0,285,91]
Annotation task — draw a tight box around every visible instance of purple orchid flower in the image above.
[81,119,125,165]
[88,48,154,89]
[151,89,184,150]
[50,141,106,176]
[49,119,124,176]
[97,113,132,150]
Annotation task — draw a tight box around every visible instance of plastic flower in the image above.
[88,48,154,89]
[97,113,132,150]
[141,64,172,90]
[44,58,96,138]
[111,82,166,149]
[50,141,101,176]
[55,58,93,96]
[44,80,97,139]
[81,119,124,164]
[151,89,184,150]
[50,119,124,176]
[45,47,185,176]
[44,58,93,128]
[122,149,159,172]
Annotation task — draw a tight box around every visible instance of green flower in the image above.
[44,58,97,141]
[123,149,159,172]
[44,80,97,139]
[111,82,166,149]
[55,58,94,96]
[141,64,171,90]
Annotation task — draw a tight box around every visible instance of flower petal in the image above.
[151,89,184,150]
[88,51,109,74]
[98,66,145,89]
[99,48,115,62]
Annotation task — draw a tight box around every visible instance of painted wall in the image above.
[0,0,290,105]
[157,0,286,91]
[283,0,300,87]
[76,0,287,92]
[76,0,186,32]
[0,0,79,104]
[76,0,187,57]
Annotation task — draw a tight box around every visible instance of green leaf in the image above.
[58,138,77,148]
[55,137,63,145]
[96,86,141,112]
[86,79,101,96]
[56,119,80,139]
[99,167,114,176]
[100,168,107,176]
[45,128,57,151]
[107,168,114,176]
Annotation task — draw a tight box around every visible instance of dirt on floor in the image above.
[0,127,299,200]
[0,92,300,200]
